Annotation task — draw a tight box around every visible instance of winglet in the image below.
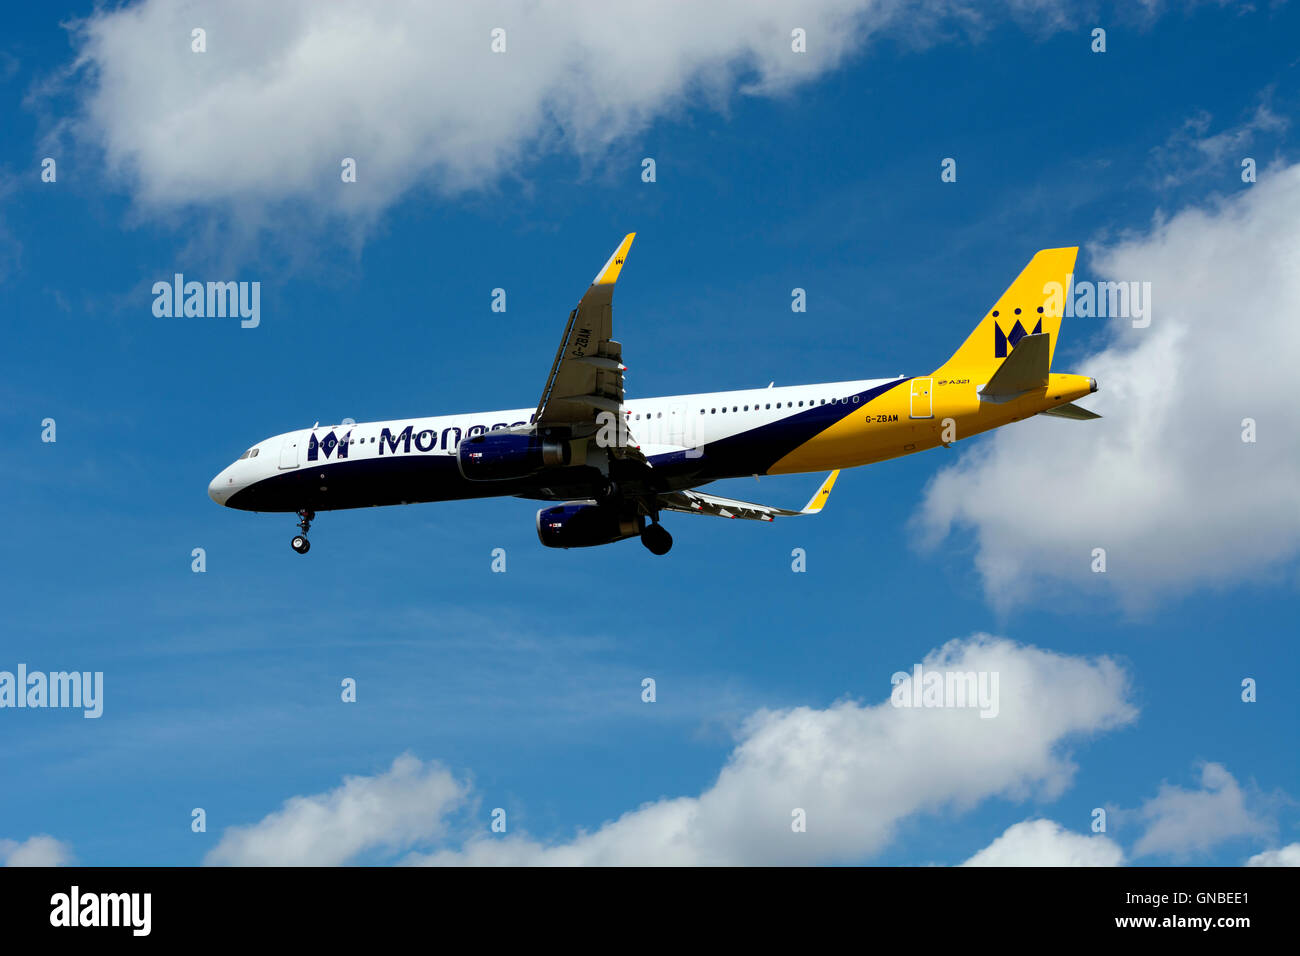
[593,233,636,286]
[802,470,840,514]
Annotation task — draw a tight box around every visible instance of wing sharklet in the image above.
[592,232,636,286]
[800,470,840,514]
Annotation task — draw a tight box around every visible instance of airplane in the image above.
[207,234,1099,556]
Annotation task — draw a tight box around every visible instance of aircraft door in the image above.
[909,378,933,419]
[279,434,300,469]
[668,402,703,459]
[667,403,686,445]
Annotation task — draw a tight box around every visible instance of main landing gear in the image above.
[641,521,672,556]
[291,509,314,554]
[602,479,670,556]
[594,478,620,508]
[594,474,672,555]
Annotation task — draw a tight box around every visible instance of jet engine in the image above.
[457,432,570,481]
[536,502,643,549]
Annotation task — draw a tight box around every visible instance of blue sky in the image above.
[2,1,1298,866]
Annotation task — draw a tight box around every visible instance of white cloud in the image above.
[961,819,1123,866]
[916,162,1300,607]
[62,0,864,224]
[58,0,1070,230]
[1245,842,1300,866]
[416,636,1134,865]
[0,834,74,867]
[207,636,1134,865]
[205,754,468,866]
[1131,762,1274,859]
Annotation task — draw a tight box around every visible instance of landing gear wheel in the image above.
[292,509,315,553]
[641,523,672,556]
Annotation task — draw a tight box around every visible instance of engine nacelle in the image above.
[536,503,643,549]
[457,431,570,481]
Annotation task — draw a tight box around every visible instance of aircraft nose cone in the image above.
[208,471,228,505]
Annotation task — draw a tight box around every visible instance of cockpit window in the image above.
[237,447,256,460]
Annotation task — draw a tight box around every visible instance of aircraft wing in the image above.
[534,233,635,429]
[657,471,839,522]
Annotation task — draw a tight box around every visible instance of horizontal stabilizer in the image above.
[979,332,1050,403]
[1041,402,1102,420]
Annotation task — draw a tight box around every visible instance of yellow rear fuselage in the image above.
[769,372,1095,474]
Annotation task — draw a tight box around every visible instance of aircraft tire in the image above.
[641,523,672,556]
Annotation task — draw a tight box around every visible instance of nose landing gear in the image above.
[291,509,315,554]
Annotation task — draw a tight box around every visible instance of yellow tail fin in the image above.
[933,247,1078,381]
